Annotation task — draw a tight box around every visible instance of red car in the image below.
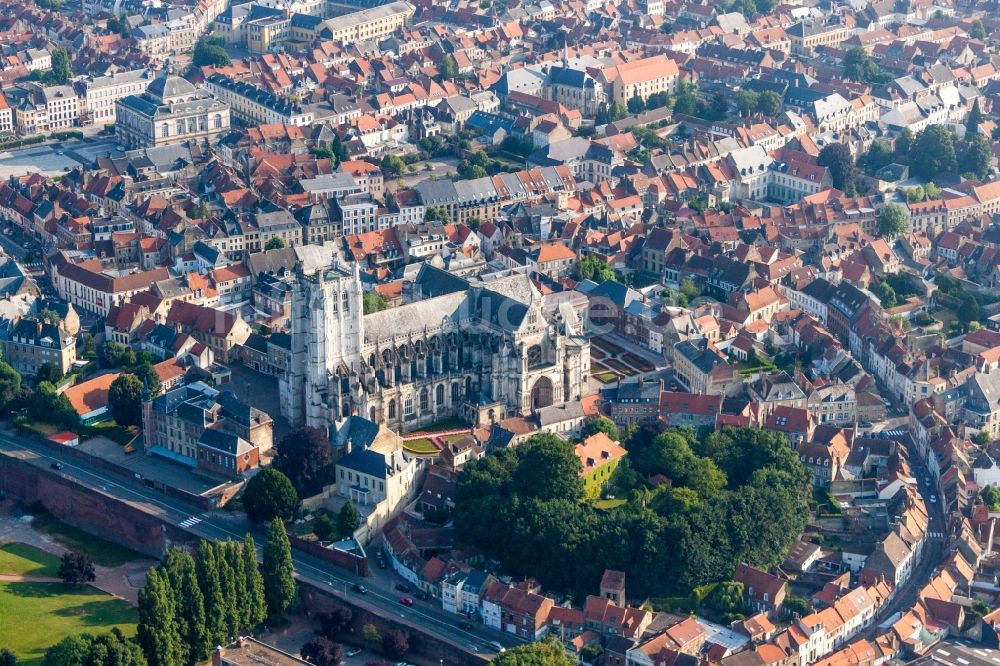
[400,596,414,606]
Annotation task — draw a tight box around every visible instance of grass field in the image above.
[0,582,137,665]
[31,513,141,568]
[0,543,61,577]
[403,438,441,454]
[593,371,619,384]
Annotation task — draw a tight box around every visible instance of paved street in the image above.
[0,430,516,662]
[865,432,946,634]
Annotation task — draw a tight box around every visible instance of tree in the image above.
[274,427,334,497]
[875,280,897,308]
[361,624,381,649]
[843,47,880,83]
[263,518,296,617]
[784,595,811,616]
[970,18,987,40]
[265,237,285,250]
[756,91,783,117]
[131,361,162,398]
[196,541,228,648]
[574,255,615,283]
[42,630,145,666]
[817,142,855,194]
[37,49,73,86]
[911,125,957,179]
[876,203,909,238]
[58,551,95,584]
[627,96,645,114]
[242,534,268,629]
[511,434,584,501]
[34,361,61,385]
[0,650,15,666]
[926,181,942,199]
[363,292,389,314]
[709,92,729,120]
[973,431,991,446]
[314,513,334,541]
[318,607,353,639]
[300,638,343,666]
[735,90,758,117]
[679,279,701,303]
[137,568,183,666]
[963,133,993,180]
[959,294,982,328]
[439,54,458,81]
[380,154,404,177]
[673,80,700,117]
[425,206,448,223]
[580,416,620,441]
[193,36,230,67]
[492,638,575,666]
[381,629,409,659]
[108,373,144,428]
[162,547,208,666]
[859,140,894,174]
[0,360,21,414]
[243,467,298,523]
[337,501,361,536]
[967,98,985,136]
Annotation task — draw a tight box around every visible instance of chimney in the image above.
[344,436,352,455]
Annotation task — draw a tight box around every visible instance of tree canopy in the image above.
[817,142,855,194]
[108,373,144,427]
[243,467,298,523]
[877,203,909,238]
[574,255,615,283]
[273,426,334,497]
[193,35,230,67]
[454,427,810,598]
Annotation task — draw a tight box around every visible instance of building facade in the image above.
[281,262,590,433]
[116,71,231,149]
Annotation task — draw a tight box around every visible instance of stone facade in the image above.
[281,263,590,433]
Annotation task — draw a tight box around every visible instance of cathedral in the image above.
[280,261,590,433]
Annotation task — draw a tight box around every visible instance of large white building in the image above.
[115,70,231,149]
[281,261,590,433]
[78,69,154,125]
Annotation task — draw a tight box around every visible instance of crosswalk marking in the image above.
[179,516,203,528]
[928,531,945,539]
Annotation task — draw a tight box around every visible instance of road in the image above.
[0,429,516,662]
[864,431,946,634]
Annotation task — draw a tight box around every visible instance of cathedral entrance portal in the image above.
[530,376,554,410]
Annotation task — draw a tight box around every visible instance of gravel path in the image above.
[0,509,153,604]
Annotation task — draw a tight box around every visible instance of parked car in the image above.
[399,596,413,606]
[458,621,473,630]
[395,582,411,592]
[50,462,63,470]
[416,590,429,600]
[352,583,368,594]
[489,641,505,653]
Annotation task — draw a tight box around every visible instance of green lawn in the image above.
[0,582,137,665]
[593,372,619,384]
[403,438,440,454]
[0,543,61,577]
[31,513,142,568]
[591,498,626,510]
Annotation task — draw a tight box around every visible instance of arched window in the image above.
[388,399,396,419]
[420,388,429,411]
[436,384,445,405]
[452,382,461,403]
